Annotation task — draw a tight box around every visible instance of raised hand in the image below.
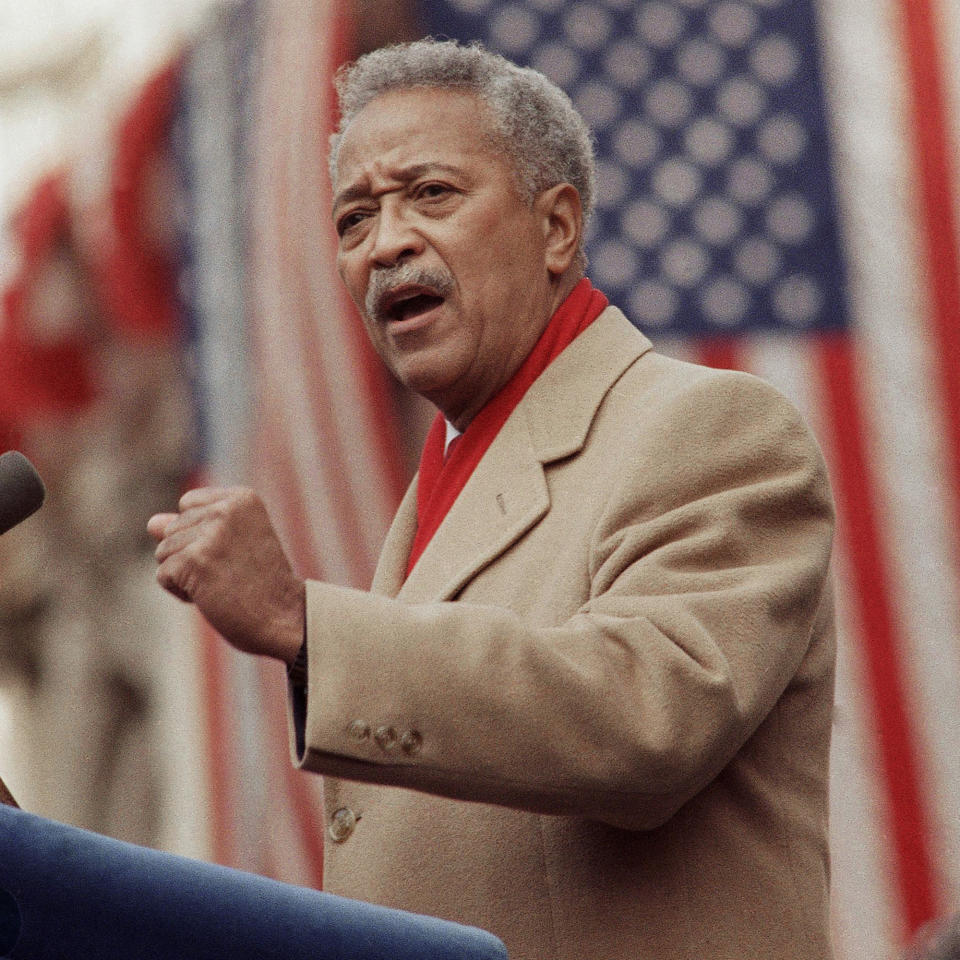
[148,487,305,665]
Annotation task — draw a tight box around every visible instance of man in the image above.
[149,40,836,960]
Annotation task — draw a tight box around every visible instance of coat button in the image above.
[374,725,397,751]
[347,720,370,743]
[400,730,423,755]
[329,807,357,843]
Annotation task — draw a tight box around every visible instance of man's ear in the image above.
[536,183,582,277]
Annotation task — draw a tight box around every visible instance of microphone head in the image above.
[0,451,46,536]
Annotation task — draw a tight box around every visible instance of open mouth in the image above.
[385,291,445,324]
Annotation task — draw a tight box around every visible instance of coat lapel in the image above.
[375,307,652,603]
[371,480,418,597]
[400,411,550,602]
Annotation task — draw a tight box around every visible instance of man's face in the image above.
[333,88,559,427]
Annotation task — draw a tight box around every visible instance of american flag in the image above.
[173,0,960,955]
[421,0,960,955]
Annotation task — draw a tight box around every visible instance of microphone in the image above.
[0,451,45,536]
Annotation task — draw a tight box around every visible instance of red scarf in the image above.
[406,278,608,576]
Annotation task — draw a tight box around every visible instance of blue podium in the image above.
[0,805,507,959]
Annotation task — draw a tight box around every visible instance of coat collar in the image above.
[371,307,652,602]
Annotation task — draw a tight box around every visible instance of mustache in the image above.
[365,263,456,323]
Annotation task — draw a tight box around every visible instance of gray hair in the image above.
[329,39,596,259]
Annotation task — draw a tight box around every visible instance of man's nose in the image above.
[368,206,423,267]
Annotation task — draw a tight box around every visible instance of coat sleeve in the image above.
[288,370,835,830]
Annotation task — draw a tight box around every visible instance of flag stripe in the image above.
[281,743,327,889]
[843,110,960,905]
[244,0,409,890]
[198,616,237,866]
[260,423,323,581]
[696,336,743,372]
[258,664,326,889]
[746,337,816,421]
[826,544,901,960]
[815,333,939,938]
[852,269,960,911]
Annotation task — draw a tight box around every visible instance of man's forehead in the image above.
[333,89,501,192]
[334,160,469,208]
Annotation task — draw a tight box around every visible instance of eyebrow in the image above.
[332,162,467,211]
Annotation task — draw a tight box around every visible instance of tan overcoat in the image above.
[289,306,837,960]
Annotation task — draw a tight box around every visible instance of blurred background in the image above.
[0,0,957,957]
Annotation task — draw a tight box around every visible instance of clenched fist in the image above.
[147,487,305,665]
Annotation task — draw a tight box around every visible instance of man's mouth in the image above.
[367,265,455,326]
[377,285,446,326]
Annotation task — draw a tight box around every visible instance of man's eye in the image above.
[337,211,369,236]
[417,183,452,200]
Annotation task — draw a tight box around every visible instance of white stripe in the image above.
[153,602,213,860]
[182,28,253,483]
[744,334,815,421]
[828,545,901,959]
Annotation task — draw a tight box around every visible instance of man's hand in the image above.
[147,487,305,665]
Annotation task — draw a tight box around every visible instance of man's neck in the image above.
[442,270,585,432]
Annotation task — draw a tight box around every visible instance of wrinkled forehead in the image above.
[330,87,507,191]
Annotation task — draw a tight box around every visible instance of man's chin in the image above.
[390,358,463,406]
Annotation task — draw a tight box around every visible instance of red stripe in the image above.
[696,335,745,371]
[815,333,939,939]
[897,0,960,572]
